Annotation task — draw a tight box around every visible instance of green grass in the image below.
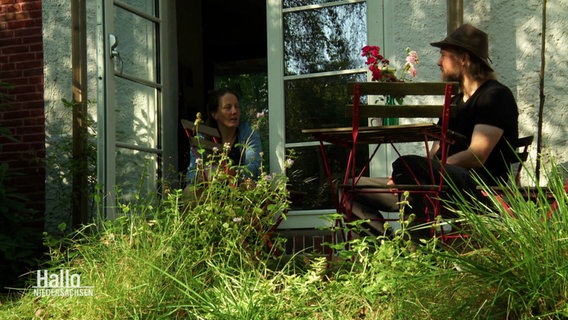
[1,157,567,319]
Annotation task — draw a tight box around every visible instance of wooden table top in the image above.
[302,123,465,146]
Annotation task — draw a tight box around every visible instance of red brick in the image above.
[15,26,41,37]
[2,143,30,152]
[0,36,21,46]
[2,109,29,119]
[26,8,41,18]
[33,149,45,159]
[0,118,22,127]
[9,84,35,94]
[23,116,42,126]
[27,75,42,85]
[21,34,41,44]
[0,79,28,89]
[9,52,34,63]
[15,60,41,69]
[16,126,43,136]
[20,1,42,10]
[14,91,42,101]
[0,12,30,22]
[16,123,42,132]
[24,101,44,110]
[1,0,45,221]
[22,67,42,77]
[6,18,36,29]
[0,69,23,78]
[0,135,18,146]
[1,44,28,54]
[0,28,14,37]
[0,62,15,71]
[29,43,41,51]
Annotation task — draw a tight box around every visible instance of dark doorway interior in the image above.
[175,0,267,180]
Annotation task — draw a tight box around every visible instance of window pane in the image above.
[284,3,366,76]
[115,78,157,148]
[287,145,368,210]
[114,6,157,82]
[118,0,157,17]
[115,149,157,201]
[283,0,345,8]
[285,73,366,143]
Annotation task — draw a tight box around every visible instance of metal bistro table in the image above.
[302,123,464,242]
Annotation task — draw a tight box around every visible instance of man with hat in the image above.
[348,24,519,241]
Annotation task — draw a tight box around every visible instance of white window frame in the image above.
[267,0,388,227]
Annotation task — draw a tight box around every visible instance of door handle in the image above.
[109,33,119,59]
[109,33,123,73]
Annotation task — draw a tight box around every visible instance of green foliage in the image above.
[419,162,568,319]
[2,151,568,319]
[0,81,43,291]
[0,163,42,290]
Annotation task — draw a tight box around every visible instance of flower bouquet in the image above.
[361,45,419,125]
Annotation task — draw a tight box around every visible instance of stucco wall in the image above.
[387,0,568,184]
[43,0,98,232]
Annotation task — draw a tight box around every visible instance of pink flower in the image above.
[404,49,419,78]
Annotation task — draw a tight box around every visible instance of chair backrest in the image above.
[347,81,459,166]
[511,135,534,185]
[180,119,223,151]
[346,82,459,119]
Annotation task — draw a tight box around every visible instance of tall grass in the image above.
[415,161,568,319]
[1,155,567,319]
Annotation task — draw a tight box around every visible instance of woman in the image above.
[186,88,262,185]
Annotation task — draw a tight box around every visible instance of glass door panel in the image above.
[284,72,366,143]
[283,3,366,76]
[99,0,162,218]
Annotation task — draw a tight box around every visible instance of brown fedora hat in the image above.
[431,23,493,71]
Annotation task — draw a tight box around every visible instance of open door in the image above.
[97,0,177,219]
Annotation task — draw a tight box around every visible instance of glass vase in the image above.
[382,95,399,126]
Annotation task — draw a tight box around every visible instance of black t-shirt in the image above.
[441,79,519,182]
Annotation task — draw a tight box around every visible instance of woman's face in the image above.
[212,93,241,130]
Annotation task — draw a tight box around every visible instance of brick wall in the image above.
[0,0,45,219]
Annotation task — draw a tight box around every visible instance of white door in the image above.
[97,0,177,219]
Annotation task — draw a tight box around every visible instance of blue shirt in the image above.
[186,121,262,185]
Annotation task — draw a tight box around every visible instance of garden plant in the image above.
[0,148,567,319]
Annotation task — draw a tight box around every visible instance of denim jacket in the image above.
[186,121,262,185]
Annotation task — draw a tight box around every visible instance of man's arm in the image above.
[446,124,503,168]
